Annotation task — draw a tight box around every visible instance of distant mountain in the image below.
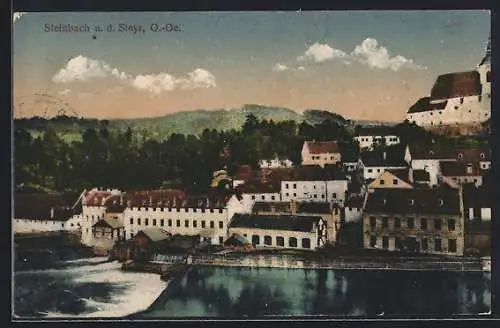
[14,104,367,140]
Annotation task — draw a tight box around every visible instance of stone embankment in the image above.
[121,260,189,281]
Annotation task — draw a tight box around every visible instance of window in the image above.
[314,194,317,198]
[276,236,285,247]
[368,169,373,173]
[271,196,275,200]
[176,220,180,227]
[145,219,149,226]
[201,220,206,228]
[395,237,402,249]
[210,221,215,228]
[434,219,442,231]
[370,216,376,229]
[219,236,224,244]
[407,217,415,229]
[168,219,172,227]
[219,221,224,229]
[408,199,414,206]
[160,219,164,227]
[422,238,428,251]
[152,219,157,226]
[380,180,385,185]
[302,238,311,249]
[261,195,265,200]
[293,184,297,189]
[457,153,463,159]
[289,237,298,248]
[435,238,442,252]
[460,97,464,104]
[193,220,197,228]
[264,236,272,246]
[130,218,134,225]
[251,195,256,200]
[130,233,133,239]
[370,236,377,248]
[448,239,457,253]
[185,220,189,228]
[382,217,389,229]
[393,179,398,185]
[448,219,456,231]
[293,193,297,197]
[219,209,224,213]
[332,193,337,199]
[382,236,389,249]
[137,218,141,226]
[394,217,401,228]
[252,235,260,245]
[420,218,427,231]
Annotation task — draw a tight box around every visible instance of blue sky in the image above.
[13,11,491,121]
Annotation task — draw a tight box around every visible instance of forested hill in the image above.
[14,105,350,140]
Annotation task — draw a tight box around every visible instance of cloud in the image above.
[58,89,71,96]
[52,55,216,94]
[351,37,426,71]
[298,43,346,63]
[272,63,289,72]
[13,12,25,23]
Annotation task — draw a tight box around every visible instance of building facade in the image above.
[301,140,342,167]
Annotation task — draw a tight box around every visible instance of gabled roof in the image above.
[135,228,171,243]
[92,218,124,229]
[386,168,411,184]
[284,165,347,181]
[440,161,481,177]
[304,140,340,154]
[406,143,457,160]
[361,147,407,168]
[407,97,447,114]
[229,213,321,232]
[430,71,482,101]
[364,187,460,215]
[83,190,116,207]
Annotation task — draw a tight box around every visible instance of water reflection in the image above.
[140,266,491,318]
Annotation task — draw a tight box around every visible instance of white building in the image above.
[344,195,365,223]
[228,213,327,250]
[360,149,408,181]
[463,184,491,221]
[259,157,294,169]
[354,126,400,150]
[440,162,483,188]
[406,37,491,127]
[301,140,342,167]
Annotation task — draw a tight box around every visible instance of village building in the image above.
[354,126,401,150]
[228,213,327,250]
[463,182,491,221]
[301,140,342,167]
[367,168,413,190]
[280,165,349,206]
[235,180,282,213]
[91,218,126,255]
[360,147,408,181]
[439,161,483,187]
[259,155,294,169]
[112,228,172,261]
[363,186,465,256]
[344,195,365,223]
[13,193,81,234]
[406,37,491,127]
[251,200,341,244]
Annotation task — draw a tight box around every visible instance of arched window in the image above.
[302,238,311,249]
[276,236,285,247]
[264,235,272,246]
[289,237,298,248]
[252,235,260,245]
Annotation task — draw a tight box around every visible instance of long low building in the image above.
[228,213,327,250]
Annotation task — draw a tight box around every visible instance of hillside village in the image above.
[13,37,492,265]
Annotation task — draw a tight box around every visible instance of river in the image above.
[14,259,491,318]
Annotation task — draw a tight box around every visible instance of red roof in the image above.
[125,189,188,208]
[83,190,115,207]
[455,148,490,163]
[440,161,481,177]
[304,140,340,154]
[430,71,482,101]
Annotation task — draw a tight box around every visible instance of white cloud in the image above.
[52,55,216,94]
[351,37,426,71]
[13,12,25,23]
[58,89,71,96]
[131,73,176,94]
[297,66,305,71]
[298,43,346,63]
[272,63,289,72]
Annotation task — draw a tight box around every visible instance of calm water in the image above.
[138,266,491,318]
[14,260,491,318]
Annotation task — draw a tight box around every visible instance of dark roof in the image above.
[355,126,398,136]
[407,143,457,160]
[304,140,340,154]
[135,228,172,243]
[229,213,321,232]
[386,168,411,184]
[463,184,491,208]
[104,195,127,213]
[412,169,430,182]
[236,181,281,194]
[430,71,482,101]
[285,165,347,181]
[345,195,364,208]
[252,202,290,213]
[297,202,331,214]
[93,218,124,229]
[456,148,490,162]
[440,161,481,177]
[234,165,254,181]
[407,97,447,114]
[14,193,75,221]
[224,233,251,246]
[83,190,117,207]
[364,187,461,215]
[125,189,188,208]
[361,146,407,168]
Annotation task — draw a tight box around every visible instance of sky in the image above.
[12,11,490,121]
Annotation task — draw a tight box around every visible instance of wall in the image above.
[355,135,400,150]
[362,166,407,180]
[368,171,413,189]
[13,219,66,233]
[443,176,483,188]
[281,180,348,205]
[344,206,363,223]
[301,152,342,167]
[81,205,108,245]
[410,159,443,186]
[228,226,321,250]
[363,212,465,256]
